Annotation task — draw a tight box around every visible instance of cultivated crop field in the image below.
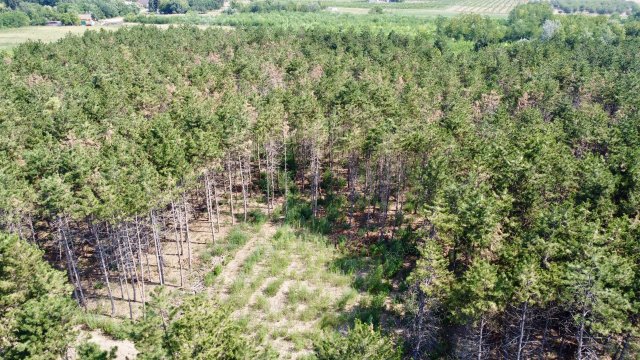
[323,0,527,16]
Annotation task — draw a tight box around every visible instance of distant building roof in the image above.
[79,13,93,21]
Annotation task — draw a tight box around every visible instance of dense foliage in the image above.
[229,0,324,14]
[315,319,402,360]
[0,233,76,359]
[0,0,138,27]
[133,291,272,359]
[552,0,639,15]
[1,3,640,358]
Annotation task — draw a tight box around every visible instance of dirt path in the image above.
[216,222,277,299]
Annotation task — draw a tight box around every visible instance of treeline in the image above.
[147,0,223,14]
[228,0,324,14]
[0,0,138,27]
[2,3,640,358]
[551,0,639,15]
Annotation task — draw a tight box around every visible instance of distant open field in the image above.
[0,25,124,51]
[0,23,221,51]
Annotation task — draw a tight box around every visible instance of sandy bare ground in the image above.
[68,329,138,360]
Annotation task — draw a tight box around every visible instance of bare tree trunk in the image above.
[378,156,391,240]
[134,217,146,315]
[577,309,587,360]
[171,201,184,287]
[123,225,139,302]
[348,153,357,227]
[115,232,133,320]
[92,223,115,317]
[182,192,192,270]
[283,125,288,215]
[58,216,86,308]
[539,311,550,360]
[150,211,165,285]
[265,146,272,216]
[516,301,528,360]
[239,155,248,222]
[204,171,216,243]
[212,173,221,232]
[478,316,486,360]
[227,154,235,225]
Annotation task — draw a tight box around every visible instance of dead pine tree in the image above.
[227,154,236,225]
[238,154,248,222]
[90,222,115,317]
[150,210,165,285]
[170,201,184,288]
[204,170,216,243]
[57,215,86,309]
[347,152,358,227]
[181,191,192,270]
[115,229,134,320]
[133,216,146,315]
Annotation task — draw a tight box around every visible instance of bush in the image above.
[0,233,77,359]
[314,319,401,360]
[77,341,117,360]
[159,0,189,14]
[369,5,383,14]
[0,10,29,28]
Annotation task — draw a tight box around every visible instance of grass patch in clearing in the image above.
[203,264,222,287]
[264,278,285,297]
[242,247,264,274]
[251,294,270,312]
[75,313,133,340]
[287,283,315,305]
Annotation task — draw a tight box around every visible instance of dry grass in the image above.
[0,26,122,51]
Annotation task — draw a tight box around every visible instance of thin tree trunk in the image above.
[182,192,192,270]
[92,223,115,317]
[265,147,271,215]
[59,216,86,308]
[517,301,528,360]
[204,171,216,243]
[123,225,139,302]
[478,316,485,360]
[239,155,248,222]
[150,211,165,285]
[170,201,184,287]
[212,173,221,232]
[116,233,133,320]
[283,126,288,215]
[134,217,146,316]
[227,154,235,225]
